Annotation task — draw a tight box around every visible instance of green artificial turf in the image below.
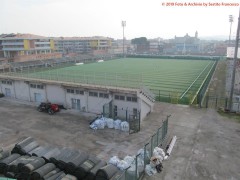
[18,58,215,101]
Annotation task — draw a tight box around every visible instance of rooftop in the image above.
[0,33,113,41]
[0,33,50,40]
[54,36,113,41]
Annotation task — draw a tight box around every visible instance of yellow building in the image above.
[1,33,56,60]
[54,36,113,54]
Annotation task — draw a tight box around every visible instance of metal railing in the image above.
[117,115,169,180]
[0,67,144,90]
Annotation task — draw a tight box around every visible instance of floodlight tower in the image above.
[122,20,126,58]
[229,15,234,45]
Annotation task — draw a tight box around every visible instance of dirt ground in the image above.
[0,98,167,161]
[1,98,240,180]
[207,60,227,97]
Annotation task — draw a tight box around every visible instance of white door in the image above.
[5,88,11,97]
[34,93,42,103]
[72,98,81,110]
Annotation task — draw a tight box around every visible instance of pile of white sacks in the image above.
[89,116,129,132]
[145,147,167,176]
[108,147,166,177]
[108,149,150,178]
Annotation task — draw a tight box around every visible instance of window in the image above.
[132,97,137,102]
[30,83,44,89]
[30,84,36,88]
[115,95,125,101]
[115,95,119,100]
[66,88,84,94]
[67,89,74,94]
[99,93,109,99]
[76,90,84,95]
[89,91,98,97]
[2,80,12,85]
[127,96,137,102]
[37,85,43,89]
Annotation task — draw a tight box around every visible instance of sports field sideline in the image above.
[9,58,216,102]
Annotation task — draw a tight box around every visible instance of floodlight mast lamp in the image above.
[229,9,240,111]
[229,15,234,45]
[122,21,126,58]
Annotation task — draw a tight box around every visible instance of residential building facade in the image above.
[170,31,200,54]
[0,33,61,62]
[54,36,113,55]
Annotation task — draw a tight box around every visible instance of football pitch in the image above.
[16,58,216,103]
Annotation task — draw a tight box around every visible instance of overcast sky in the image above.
[0,0,239,40]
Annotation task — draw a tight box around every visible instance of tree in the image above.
[131,37,148,45]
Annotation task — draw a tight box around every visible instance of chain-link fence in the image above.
[202,95,228,109]
[151,89,192,105]
[202,95,240,112]
[117,115,169,180]
[127,54,223,61]
[197,60,218,107]
[1,67,144,89]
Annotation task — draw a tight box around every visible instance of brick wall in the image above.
[13,53,62,62]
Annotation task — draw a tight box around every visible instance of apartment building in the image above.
[0,33,61,62]
[54,36,113,55]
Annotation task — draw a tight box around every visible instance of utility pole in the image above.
[122,21,126,58]
[229,15,234,45]
[229,9,240,111]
